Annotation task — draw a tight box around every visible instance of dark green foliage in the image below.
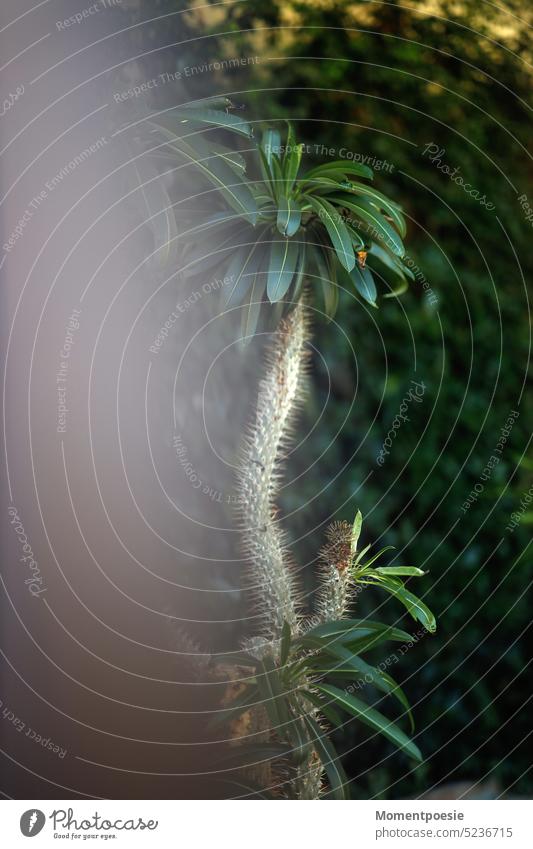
[137,108,411,344]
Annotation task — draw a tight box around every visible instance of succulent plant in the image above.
[132,100,435,798]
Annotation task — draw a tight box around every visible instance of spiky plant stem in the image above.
[236,302,359,799]
[237,300,308,643]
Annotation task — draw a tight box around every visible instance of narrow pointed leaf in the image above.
[267,239,299,302]
[374,580,437,633]
[164,106,253,138]
[262,128,281,165]
[317,683,422,762]
[307,197,355,271]
[303,160,373,182]
[290,237,307,303]
[180,96,234,110]
[375,567,427,577]
[329,194,405,256]
[277,195,302,237]
[240,265,266,346]
[283,128,303,192]
[300,618,412,643]
[368,242,407,277]
[343,183,407,237]
[222,247,256,307]
[223,231,268,307]
[351,510,363,556]
[148,123,258,225]
[209,142,247,175]
[351,264,378,306]
[303,715,350,798]
[258,147,275,197]
[257,655,292,733]
[270,154,284,201]
[383,277,409,298]
[131,156,178,269]
[312,645,414,732]
[359,545,396,570]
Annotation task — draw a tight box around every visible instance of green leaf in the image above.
[368,242,407,278]
[303,176,350,195]
[302,715,350,799]
[262,128,281,165]
[180,96,234,110]
[358,545,396,570]
[257,655,291,732]
[258,147,275,197]
[299,623,413,662]
[351,510,363,556]
[375,567,427,577]
[379,670,415,733]
[182,237,236,280]
[343,221,366,250]
[311,645,414,733]
[342,631,411,656]
[338,161,375,180]
[239,263,266,346]
[383,277,409,298]
[343,182,407,237]
[307,197,356,271]
[303,160,373,182]
[148,123,258,225]
[270,154,284,202]
[283,127,303,192]
[277,196,302,237]
[374,580,437,633]
[367,244,413,299]
[164,106,253,138]
[222,244,260,307]
[267,239,300,302]
[130,154,178,269]
[299,170,351,193]
[353,542,372,566]
[329,194,405,257]
[351,264,378,306]
[400,260,416,281]
[290,237,307,303]
[209,142,247,176]
[300,618,412,644]
[306,241,336,320]
[223,231,268,307]
[317,684,422,762]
